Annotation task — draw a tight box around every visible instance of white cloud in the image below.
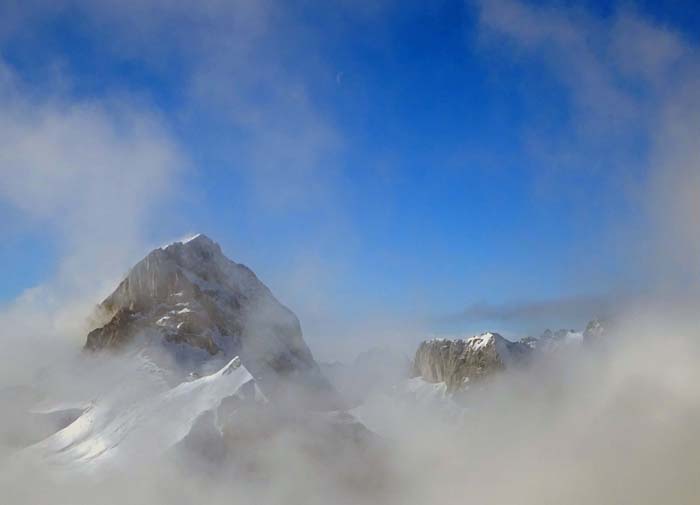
[0,59,184,378]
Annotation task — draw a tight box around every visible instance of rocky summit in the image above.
[84,234,337,406]
[412,332,531,392]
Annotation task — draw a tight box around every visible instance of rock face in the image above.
[412,333,531,392]
[85,234,336,406]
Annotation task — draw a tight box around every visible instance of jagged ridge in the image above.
[412,332,531,391]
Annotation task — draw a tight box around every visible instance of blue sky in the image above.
[1,0,699,354]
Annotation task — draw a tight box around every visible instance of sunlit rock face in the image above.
[84,234,337,407]
[412,333,532,391]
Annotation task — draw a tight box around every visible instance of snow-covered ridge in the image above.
[179,232,205,245]
[424,332,507,350]
[466,331,496,350]
[27,356,259,472]
[160,232,207,249]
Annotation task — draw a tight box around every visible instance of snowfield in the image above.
[26,356,258,472]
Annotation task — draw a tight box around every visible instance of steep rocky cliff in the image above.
[412,333,531,391]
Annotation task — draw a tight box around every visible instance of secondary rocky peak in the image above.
[412,332,531,391]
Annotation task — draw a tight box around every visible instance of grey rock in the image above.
[412,332,531,392]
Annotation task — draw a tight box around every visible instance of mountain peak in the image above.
[181,232,206,243]
[163,233,222,255]
[465,332,501,350]
[85,234,339,407]
[413,332,531,391]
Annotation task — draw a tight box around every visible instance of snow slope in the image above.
[27,356,258,472]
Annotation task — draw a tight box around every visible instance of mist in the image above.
[2,302,700,505]
[2,0,700,504]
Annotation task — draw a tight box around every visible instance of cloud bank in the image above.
[0,58,184,381]
[441,293,611,330]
